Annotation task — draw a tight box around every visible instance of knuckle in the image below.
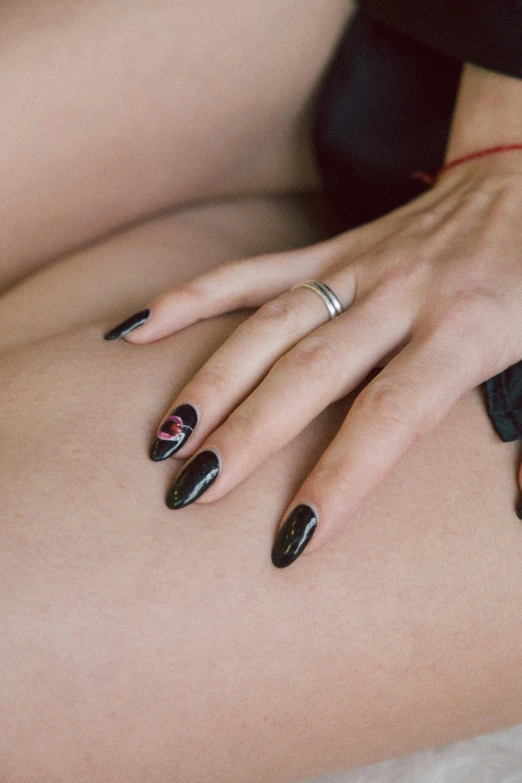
[211,258,244,280]
[371,254,432,299]
[176,278,211,301]
[192,364,232,396]
[282,336,339,380]
[415,208,443,230]
[315,460,352,498]
[252,296,298,330]
[451,285,501,316]
[403,208,445,236]
[352,378,416,432]
[177,261,243,300]
[434,286,502,341]
[221,409,259,448]
[458,187,492,213]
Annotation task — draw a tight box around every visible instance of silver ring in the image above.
[290,279,344,320]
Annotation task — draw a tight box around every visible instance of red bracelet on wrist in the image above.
[411,143,522,187]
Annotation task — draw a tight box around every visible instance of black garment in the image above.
[360,0,522,80]
[312,8,522,443]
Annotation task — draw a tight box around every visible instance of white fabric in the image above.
[304,723,522,783]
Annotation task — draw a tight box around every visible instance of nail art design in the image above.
[166,450,220,509]
[271,504,317,568]
[103,309,151,340]
[159,416,183,438]
[150,404,199,461]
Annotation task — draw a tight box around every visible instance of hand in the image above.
[105,159,522,567]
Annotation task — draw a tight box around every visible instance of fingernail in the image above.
[271,504,317,568]
[517,499,522,520]
[150,404,199,461]
[103,309,151,340]
[166,450,220,509]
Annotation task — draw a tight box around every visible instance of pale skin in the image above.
[2,2,522,781]
[120,63,522,565]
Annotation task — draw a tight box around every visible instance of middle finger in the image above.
[164,286,413,508]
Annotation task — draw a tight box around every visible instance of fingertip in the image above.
[271,503,318,568]
[122,305,172,343]
[124,294,196,343]
[122,321,154,343]
[122,320,174,344]
[103,308,151,341]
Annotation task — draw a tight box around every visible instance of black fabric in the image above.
[484,362,522,441]
[312,12,463,232]
[312,9,522,443]
[360,0,522,79]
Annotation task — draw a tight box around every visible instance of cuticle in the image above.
[181,446,221,474]
[294,499,320,523]
[204,446,222,474]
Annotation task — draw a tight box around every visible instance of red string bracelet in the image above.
[411,143,522,187]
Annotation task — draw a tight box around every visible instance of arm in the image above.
[444,62,522,170]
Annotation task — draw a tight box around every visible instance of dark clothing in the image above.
[312,6,522,443]
[360,0,522,80]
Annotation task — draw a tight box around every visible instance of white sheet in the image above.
[305,723,522,783]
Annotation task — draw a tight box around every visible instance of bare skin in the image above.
[2,193,522,782]
[0,0,350,291]
[2,2,522,781]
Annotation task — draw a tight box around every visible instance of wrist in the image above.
[444,63,522,169]
[437,147,522,189]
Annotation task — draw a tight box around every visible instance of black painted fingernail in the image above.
[166,450,220,509]
[150,404,199,461]
[517,499,522,520]
[103,309,151,340]
[271,504,317,568]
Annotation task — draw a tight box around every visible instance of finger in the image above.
[107,241,338,344]
[271,333,483,567]
[162,285,413,505]
[149,266,357,460]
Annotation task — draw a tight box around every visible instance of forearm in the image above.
[444,62,522,169]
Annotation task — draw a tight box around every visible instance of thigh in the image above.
[1,197,522,783]
[0,0,354,292]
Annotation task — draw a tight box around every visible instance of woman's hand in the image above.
[105,158,522,567]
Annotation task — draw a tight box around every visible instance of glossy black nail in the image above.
[517,499,522,520]
[103,309,151,340]
[150,404,199,461]
[166,450,220,509]
[271,504,317,568]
